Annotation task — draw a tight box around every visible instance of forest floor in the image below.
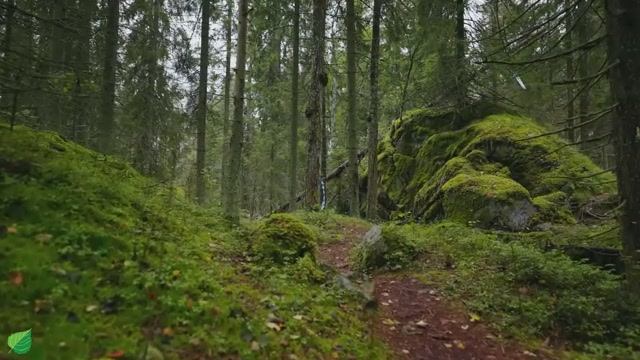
[317,222,552,360]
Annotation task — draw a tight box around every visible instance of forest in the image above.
[0,0,639,359]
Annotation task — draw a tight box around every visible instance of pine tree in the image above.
[345,0,359,216]
[366,0,382,220]
[288,0,300,211]
[195,0,211,205]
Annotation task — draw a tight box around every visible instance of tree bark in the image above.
[605,0,640,293]
[195,0,211,205]
[72,0,95,145]
[345,0,359,216]
[224,0,249,221]
[220,0,233,204]
[289,0,300,211]
[564,0,576,143]
[577,5,591,149]
[304,0,327,208]
[455,0,467,107]
[366,0,382,220]
[98,0,119,154]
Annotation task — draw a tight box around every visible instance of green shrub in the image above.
[252,213,317,264]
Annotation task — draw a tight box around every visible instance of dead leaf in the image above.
[250,341,260,351]
[523,350,537,357]
[85,304,99,313]
[35,233,53,243]
[9,271,23,286]
[461,324,469,331]
[453,340,465,349]
[444,343,453,349]
[293,314,304,321]
[469,313,481,323]
[266,321,282,332]
[106,350,125,358]
[382,318,398,326]
[7,225,17,234]
[401,349,410,354]
[415,320,428,328]
[162,327,175,337]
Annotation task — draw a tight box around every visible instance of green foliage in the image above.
[288,254,327,283]
[252,214,317,265]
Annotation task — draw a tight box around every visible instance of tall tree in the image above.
[220,0,233,202]
[288,0,300,211]
[366,0,382,220]
[195,0,211,205]
[304,0,327,208]
[224,0,249,221]
[564,0,576,143]
[71,0,96,145]
[98,0,119,153]
[345,0,359,215]
[605,0,640,292]
[454,0,467,106]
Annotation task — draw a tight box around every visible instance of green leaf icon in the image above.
[7,329,32,355]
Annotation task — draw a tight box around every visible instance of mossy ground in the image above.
[0,123,387,359]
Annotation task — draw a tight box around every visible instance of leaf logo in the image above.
[7,329,32,355]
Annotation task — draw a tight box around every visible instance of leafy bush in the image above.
[252,213,317,264]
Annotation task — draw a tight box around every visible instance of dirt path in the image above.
[317,223,552,360]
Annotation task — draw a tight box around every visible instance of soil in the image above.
[317,223,554,360]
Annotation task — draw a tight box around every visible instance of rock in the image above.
[351,225,417,271]
[252,214,317,265]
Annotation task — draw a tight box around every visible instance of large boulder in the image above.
[377,103,616,230]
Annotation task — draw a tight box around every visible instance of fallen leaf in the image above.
[35,233,53,243]
[86,305,99,313]
[7,225,17,234]
[382,318,398,326]
[523,350,537,357]
[402,349,410,354]
[266,321,282,332]
[444,343,453,349]
[293,314,304,321]
[416,320,428,328]
[469,313,481,323]
[162,327,175,337]
[461,324,469,331]
[251,341,260,351]
[453,340,465,349]
[106,350,125,358]
[9,271,23,286]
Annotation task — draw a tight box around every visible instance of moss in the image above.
[532,192,576,224]
[441,173,535,230]
[289,254,326,283]
[252,213,317,264]
[376,106,616,228]
[351,225,417,271]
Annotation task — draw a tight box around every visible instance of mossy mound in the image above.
[0,123,387,359]
[351,225,417,271]
[252,213,317,264]
[378,104,616,230]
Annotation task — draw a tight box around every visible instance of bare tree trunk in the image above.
[564,0,576,143]
[195,0,211,205]
[455,0,467,107]
[224,0,249,221]
[289,0,300,211]
[72,0,95,145]
[220,0,233,204]
[366,0,382,220]
[345,0,359,216]
[577,6,591,149]
[605,0,640,293]
[98,0,119,153]
[304,0,327,208]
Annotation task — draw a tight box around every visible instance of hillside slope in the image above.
[0,123,386,359]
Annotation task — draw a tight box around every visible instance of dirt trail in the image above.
[317,223,553,360]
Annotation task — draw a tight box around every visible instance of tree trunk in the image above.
[72,0,95,145]
[195,0,211,205]
[455,0,467,107]
[577,6,591,149]
[224,0,249,221]
[304,0,327,208]
[366,0,382,220]
[220,0,233,204]
[345,0,359,216]
[289,0,300,211]
[605,0,640,293]
[564,0,576,143]
[98,0,119,153]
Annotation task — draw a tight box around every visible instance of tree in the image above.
[98,0,119,153]
[605,0,640,292]
[366,0,382,220]
[195,0,211,205]
[224,0,249,221]
[345,0,359,216]
[288,0,300,211]
[454,0,467,106]
[220,0,233,202]
[304,0,327,208]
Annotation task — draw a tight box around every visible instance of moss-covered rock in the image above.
[377,103,616,229]
[351,225,417,271]
[252,213,317,264]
